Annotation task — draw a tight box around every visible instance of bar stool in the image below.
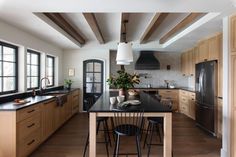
[113,110,144,157]
[83,97,112,157]
[143,98,173,157]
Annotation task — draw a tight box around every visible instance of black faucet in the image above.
[40,77,50,95]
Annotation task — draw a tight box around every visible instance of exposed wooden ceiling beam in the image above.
[159,13,206,44]
[140,13,169,44]
[43,13,86,46]
[83,13,105,44]
[120,13,130,42]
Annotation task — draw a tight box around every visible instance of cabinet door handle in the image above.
[27,139,35,146]
[27,109,35,113]
[27,123,35,128]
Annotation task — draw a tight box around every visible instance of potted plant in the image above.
[107,70,140,95]
[64,79,73,90]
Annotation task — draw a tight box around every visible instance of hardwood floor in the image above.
[30,113,221,157]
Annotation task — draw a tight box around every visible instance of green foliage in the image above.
[107,70,140,90]
[64,79,73,85]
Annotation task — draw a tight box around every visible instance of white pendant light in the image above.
[116,42,133,63]
[117,60,130,65]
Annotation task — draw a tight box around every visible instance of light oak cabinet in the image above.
[231,15,236,52]
[230,15,236,156]
[179,90,196,120]
[158,89,179,111]
[41,99,56,141]
[0,89,80,157]
[198,40,209,62]
[217,98,222,138]
[181,49,195,76]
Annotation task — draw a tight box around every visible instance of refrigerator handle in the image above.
[199,69,204,95]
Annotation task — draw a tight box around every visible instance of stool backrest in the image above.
[113,111,144,130]
[160,98,173,110]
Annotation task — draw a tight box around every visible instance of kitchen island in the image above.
[89,91,172,157]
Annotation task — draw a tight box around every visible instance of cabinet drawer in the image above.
[180,90,188,97]
[159,90,178,99]
[180,96,188,104]
[18,130,41,157]
[17,104,41,122]
[180,104,189,114]
[17,112,41,140]
[189,92,196,100]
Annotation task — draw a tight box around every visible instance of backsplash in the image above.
[110,51,189,88]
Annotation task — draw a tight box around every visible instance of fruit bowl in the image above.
[128,90,138,96]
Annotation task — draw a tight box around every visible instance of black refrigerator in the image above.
[195,61,217,136]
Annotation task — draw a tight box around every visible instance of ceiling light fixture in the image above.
[116,20,133,65]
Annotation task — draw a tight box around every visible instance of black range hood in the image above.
[135,51,160,70]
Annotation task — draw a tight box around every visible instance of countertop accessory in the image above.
[117,95,125,103]
[13,99,31,105]
[110,97,116,105]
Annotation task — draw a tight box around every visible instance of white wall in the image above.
[0,20,64,91]
[63,49,110,111]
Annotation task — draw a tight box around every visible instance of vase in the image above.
[119,88,126,96]
[67,84,71,90]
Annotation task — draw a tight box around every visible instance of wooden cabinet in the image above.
[217,98,222,138]
[16,103,42,157]
[193,46,199,64]
[208,34,222,61]
[181,48,195,76]
[231,15,236,52]
[158,89,179,111]
[198,40,209,62]
[179,90,196,120]
[188,92,196,120]
[41,99,56,141]
[71,89,80,114]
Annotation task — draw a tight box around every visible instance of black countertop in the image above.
[89,91,172,112]
[110,87,195,92]
[45,88,78,94]
[0,95,55,111]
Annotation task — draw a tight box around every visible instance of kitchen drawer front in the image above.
[189,92,196,100]
[18,130,41,157]
[17,104,41,122]
[180,90,189,97]
[17,112,41,140]
[180,96,188,104]
[159,90,178,99]
[180,103,189,114]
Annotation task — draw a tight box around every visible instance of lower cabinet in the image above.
[158,89,179,111]
[41,99,56,141]
[179,90,196,120]
[0,89,80,157]
[217,98,222,138]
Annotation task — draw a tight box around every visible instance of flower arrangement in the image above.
[107,70,140,91]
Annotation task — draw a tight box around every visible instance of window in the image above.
[0,41,18,95]
[46,55,55,87]
[27,50,40,90]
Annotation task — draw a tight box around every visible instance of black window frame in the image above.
[27,49,41,90]
[0,41,18,95]
[46,55,55,87]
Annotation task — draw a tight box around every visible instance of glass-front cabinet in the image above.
[83,59,104,111]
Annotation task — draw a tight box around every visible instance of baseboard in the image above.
[221,148,228,157]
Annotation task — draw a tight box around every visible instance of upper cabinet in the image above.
[181,48,194,76]
[198,40,209,62]
[231,15,236,52]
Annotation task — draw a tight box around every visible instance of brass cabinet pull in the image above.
[27,123,35,128]
[27,139,35,146]
[27,109,35,113]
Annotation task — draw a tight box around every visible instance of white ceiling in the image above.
[0,0,235,52]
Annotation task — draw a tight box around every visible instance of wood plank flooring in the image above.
[30,113,221,157]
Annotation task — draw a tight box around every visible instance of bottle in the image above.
[32,88,36,97]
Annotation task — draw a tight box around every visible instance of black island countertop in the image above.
[89,91,172,112]
[110,87,195,93]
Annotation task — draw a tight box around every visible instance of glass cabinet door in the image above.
[83,60,104,111]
